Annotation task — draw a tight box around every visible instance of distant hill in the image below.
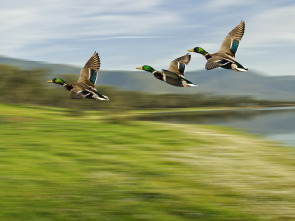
[1,55,295,101]
[99,69,295,100]
[0,55,80,75]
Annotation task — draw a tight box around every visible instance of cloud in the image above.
[199,0,295,46]
[0,0,295,76]
[249,5,295,44]
[204,0,251,10]
[0,0,179,39]
[0,0,183,63]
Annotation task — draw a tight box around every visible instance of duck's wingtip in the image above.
[187,83,198,87]
[96,96,109,101]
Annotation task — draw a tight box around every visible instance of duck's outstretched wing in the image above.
[78,51,101,85]
[167,53,191,76]
[219,21,245,57]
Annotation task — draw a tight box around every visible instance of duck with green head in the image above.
[188,21,248,72]
[47,52,108,101]
[136,54,197,87]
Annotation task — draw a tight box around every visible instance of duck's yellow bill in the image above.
[136,67,143,70]
[46,80,53,83]
[187,49,194,52]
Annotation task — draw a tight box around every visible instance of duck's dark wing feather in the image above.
[205,58,223,70]
[153,71,164,81]
[162,69,182,79]
[70,82,94,99]
[78,52,101,85]
[70,88,86,99]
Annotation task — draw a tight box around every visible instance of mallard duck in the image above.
[47,52,109,101]
[136,53,197,87]
[188,21,248,72]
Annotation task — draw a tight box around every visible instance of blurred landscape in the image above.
[3,55,295,100]
[1,57,295,220]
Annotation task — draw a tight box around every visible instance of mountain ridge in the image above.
[1,55,295,100]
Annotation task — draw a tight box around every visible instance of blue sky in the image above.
[0,0,294,76]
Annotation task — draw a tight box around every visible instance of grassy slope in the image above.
[0,104,295,221]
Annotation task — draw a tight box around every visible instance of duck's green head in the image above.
[188,47,208,56]
[136,65,155,73]
[47,78,67,86]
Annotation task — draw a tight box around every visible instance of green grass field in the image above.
[1,104,295,221]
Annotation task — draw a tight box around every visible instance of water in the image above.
[137,107,295,147]
[202,107,295,147]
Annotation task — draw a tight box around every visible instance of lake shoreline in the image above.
[130,105,295,148]
[131,105,295,116]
